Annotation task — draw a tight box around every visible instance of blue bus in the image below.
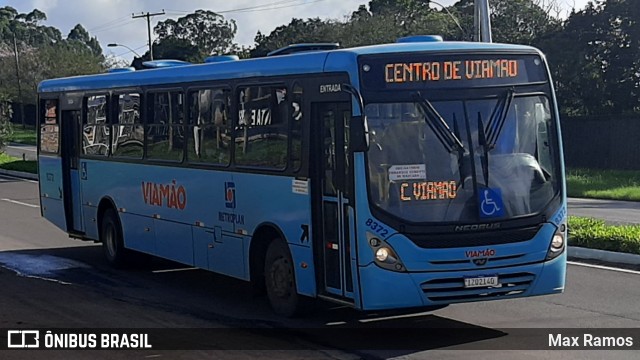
[37,36,567,316]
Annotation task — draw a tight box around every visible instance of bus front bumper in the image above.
[357,251,566,311]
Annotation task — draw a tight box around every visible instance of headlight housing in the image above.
[546,223,566,260]
[367,232,405,272]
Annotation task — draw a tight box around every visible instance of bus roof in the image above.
[38,41,541,93]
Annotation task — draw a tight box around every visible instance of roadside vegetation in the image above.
[7,126,37,145]
[568,216,640,255]
[566,168,640,201]
[0,153,37,174]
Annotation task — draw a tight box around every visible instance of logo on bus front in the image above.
[465,248,496,266]
[225,182,236,209]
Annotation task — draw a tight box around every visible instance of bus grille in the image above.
[420,272,535,303]
[428,253,527,268]
[406,225,541,249]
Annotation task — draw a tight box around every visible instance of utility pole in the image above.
[12,33,25,129]
[132,10,165,60]
[474,0,492,42]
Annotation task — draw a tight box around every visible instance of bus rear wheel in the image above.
[100,208,128,268]
[264,239,301,317]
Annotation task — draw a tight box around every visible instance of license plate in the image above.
[464,275,499,288]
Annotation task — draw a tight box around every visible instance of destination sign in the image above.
[360,54,547,90]
[400,181,457,202]
[385,59,518,83]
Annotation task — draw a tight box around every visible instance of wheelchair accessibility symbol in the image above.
[478,188,504,218]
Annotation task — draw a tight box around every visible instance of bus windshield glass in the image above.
[365,95,559,223]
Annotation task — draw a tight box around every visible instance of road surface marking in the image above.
[325,321,347,326]
[1,198,38,208]
[152,267,197,273]
[568,261,640,275]
[0,173,38,184]
[358,311,432,323]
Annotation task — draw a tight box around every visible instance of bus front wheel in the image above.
[100,208,128,267]
[264,239,301,317]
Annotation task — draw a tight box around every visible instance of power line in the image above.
[88,15,132,32]
[132,10,166,60]
[91,0,326,36]
[233,0,326,13]
[219,0,304,14]
[165,0,300,14]
[164,0,322,16]
[91,19,137,34]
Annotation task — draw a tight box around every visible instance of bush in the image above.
[568,216,640,255]
[0,93,14,151]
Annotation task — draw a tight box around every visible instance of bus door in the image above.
[313,102,355,300]
[60,95,84,234]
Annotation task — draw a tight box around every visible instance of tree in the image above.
[0,7,106,126]
[67,24,102,57]
[150,37,201,63]
[251,18,341,58]
[541,0,640,115]
[487,0,562,45]
[0,7,62,46]
[594,0,640,114]
[152,10,238,62]
[0,92,13,151]
[251,0,466,57]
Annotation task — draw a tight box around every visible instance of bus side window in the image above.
[235,85,288,169]
[83,95,109,156]
[39,99,60,154]
[112,93,143,158]
[187,88,231,165]
[146,91,184,162]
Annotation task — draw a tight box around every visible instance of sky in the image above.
[2,0,593,62]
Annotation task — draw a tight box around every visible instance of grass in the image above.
[566,168,640,201]
[568,216,640,255]
[7,126,37,145]
[0,153,37,174]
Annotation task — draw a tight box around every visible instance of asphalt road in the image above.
[2,143,37,161]
[0,174,638,360]
[568,197,640,224]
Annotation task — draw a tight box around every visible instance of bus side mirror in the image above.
[350,115,369,152]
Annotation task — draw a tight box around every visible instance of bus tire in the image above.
[100,208,128,268]
[264,239,301,317]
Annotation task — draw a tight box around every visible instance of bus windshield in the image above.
[365,95,559,223]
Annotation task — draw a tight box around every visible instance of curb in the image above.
[568,246,640,266]
[0,169,38,181]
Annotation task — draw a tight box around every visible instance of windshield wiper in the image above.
[485,89,515,148]
[412,92,464,153]
[477,112,490,185]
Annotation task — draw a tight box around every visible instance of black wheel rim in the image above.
[270,256,292,298]
[104,222,117,259]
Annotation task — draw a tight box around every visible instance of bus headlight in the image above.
[375,247,392,262]
[551,234,564,250]
[367,232,405,272]
[546,225,566,260]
